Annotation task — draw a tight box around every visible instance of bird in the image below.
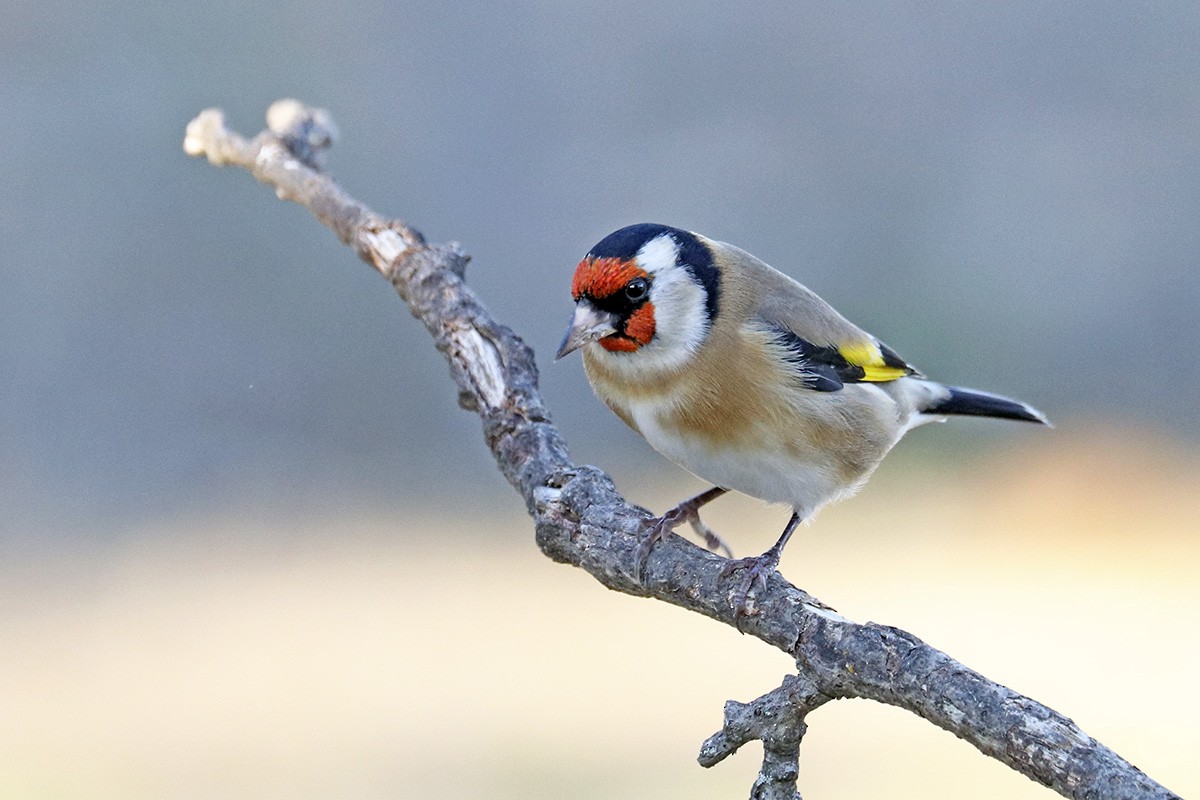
[555,223,1048,624]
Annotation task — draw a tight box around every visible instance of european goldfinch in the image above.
[556,223,1047,620]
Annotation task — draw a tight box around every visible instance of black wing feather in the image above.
[772,328,868,392]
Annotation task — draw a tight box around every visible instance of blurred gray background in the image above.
[4,1,1199,539]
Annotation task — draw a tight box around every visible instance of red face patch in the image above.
[599,336,638,352]
[571,257,648,301]
[623,303,656,345]
[598,302,656,352]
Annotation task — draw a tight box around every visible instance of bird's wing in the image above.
[764,327,916,391]
[720,242,919,391]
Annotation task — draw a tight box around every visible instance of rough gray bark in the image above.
[183,100,1181,800]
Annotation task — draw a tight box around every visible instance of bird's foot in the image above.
[635,495,730,581]
[719,549,782,630]
[635,507,687,582]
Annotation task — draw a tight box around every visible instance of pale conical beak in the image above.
[555,302,618,360]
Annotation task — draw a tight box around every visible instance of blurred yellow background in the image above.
[2,429,1195,799]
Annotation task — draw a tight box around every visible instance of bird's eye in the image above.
[625,277,650,303]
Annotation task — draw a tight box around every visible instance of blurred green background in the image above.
[2,2,1197,798]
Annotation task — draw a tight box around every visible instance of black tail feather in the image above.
[926,386,1049,425]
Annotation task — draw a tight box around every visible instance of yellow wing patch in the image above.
[837,340,912,383]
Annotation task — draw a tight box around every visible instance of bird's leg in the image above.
[636,486,728,580]
[720,511,802,629]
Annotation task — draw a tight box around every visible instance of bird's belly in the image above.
[629,401,852,516]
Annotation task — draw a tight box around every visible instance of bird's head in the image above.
[555,223,721,368]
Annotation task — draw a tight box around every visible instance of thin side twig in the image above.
[184,100,1181,800]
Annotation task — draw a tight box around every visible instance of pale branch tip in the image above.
[264,98,338,169]
[184,100,1182,800]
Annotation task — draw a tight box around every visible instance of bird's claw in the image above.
[689,517,734,559]
[634,513,680,581]
[720,550,782,630]
[635,502,730,581]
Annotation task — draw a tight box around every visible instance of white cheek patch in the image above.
[635,234,680,276]
[647,267,710,357]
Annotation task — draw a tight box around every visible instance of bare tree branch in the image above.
[700,673,826,800]
[184,100,1181,800]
